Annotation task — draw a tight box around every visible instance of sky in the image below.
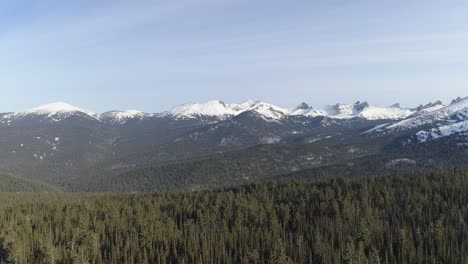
[1,0,468,113]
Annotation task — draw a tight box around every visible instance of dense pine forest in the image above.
[0,169,466,264]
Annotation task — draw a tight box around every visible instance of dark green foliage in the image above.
[66,136,468,192]
[71,143,368,192]
[0,169,466,263]
[0,174,56,192]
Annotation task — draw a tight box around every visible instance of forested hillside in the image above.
[63,135,468,192]
[0,169,466,263]
[67,142,375,192]
[0,174,56,192]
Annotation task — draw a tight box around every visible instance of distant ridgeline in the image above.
[0,169,465,263]
[0,97,466,192]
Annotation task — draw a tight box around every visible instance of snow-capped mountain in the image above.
[24,102,96,116]
[410,101,445,116]
[164,100,416,121]
[2,99,429,125]
[162,100,289,121]
[15,102,99,120]
[366,96,468,142]
[3,97,466,132]
[3,97,465,127]
[1,102,148,125]
[247,102,290,120]
[289,101,414,120]
[381,97,468,131]
[163,100,254,119]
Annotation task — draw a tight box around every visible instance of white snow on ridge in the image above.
[416,120,468,142]
[228,100,258,112]
[164,100,289,121]
[101,110,147,124]
[359,106,414,120]
[111,110,145,118]
[361,96,468,142]
[248,102,290,121]
[6,98,465,124]
[386,97,468,131]
[20,102,98,117]
[158,100,428,121]
[290,108,327,117]
[413,104,445,116]
[13,102,148,123]
[164,100,243,119]
[290,102,414,120]
[361,123,390,135]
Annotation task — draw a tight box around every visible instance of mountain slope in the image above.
[64,129,468,192]
[0,174,57,192]
[65,133,387,192]
[366,96,468,142]
[387,96,468,131]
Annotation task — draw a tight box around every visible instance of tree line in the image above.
[0,168,466,263]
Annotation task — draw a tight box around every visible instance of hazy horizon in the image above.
[1,1,468,112]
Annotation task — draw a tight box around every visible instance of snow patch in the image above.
[101,110,146,124]
[416,120,468,142]
[361,123,390,135]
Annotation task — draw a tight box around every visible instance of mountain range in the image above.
[0,97,467,192]
[0,99,432,123]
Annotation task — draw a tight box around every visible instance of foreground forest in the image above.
[0,169,466,264]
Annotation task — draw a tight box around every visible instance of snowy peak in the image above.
[12,102,151,124]
[319,102,361,117]
[389,103,401,108]
[355,101,370,111]
[163,100,293,121]
[416,100,444,111]
[327,103,355,116]
[247,102,289,121]
[15,102,99,121]
[21,102,97,116]
[290,103,316,116]
[228,100,258,112]
[294,102,310,111]
[409,101,445,117]
[282,100,414,120]
[101,110,147,124]
[298,101,413,120]
[164,100,236,119]
[451,97,465,105]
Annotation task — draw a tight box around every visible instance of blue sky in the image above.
[1,0,468,112]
